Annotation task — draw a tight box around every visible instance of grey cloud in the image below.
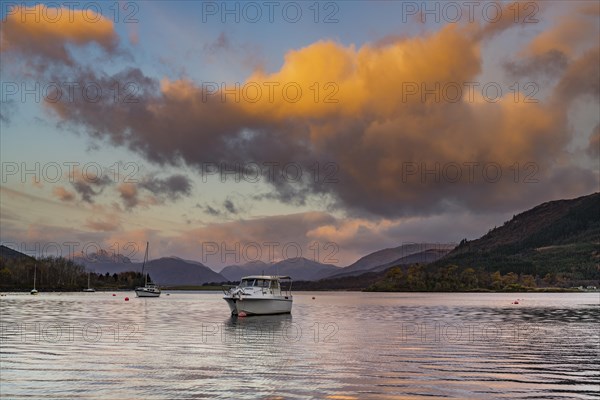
[7,13,598,219]
[72,175,112,203]
[588,125,600,158]
[555,47,600,103]
[204,32,231,54]
[504,50,569,79]
[204,205,221,216]
[140,174,192,200]
[223,199,237,214]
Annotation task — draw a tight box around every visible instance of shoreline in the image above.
[2,287,597,293]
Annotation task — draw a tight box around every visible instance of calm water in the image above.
[1,292,598,399]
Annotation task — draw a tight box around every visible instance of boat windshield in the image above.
[255,279,270,288]
[240,279,277,288]
[240,279,255,287]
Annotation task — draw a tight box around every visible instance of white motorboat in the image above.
[135,283,161,297]
[135,242,161,298]
[223,275,292,316]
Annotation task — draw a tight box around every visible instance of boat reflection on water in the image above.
[223,313,293,340]
[221,313,296,372]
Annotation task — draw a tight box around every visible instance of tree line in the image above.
[367,264,598,292]
[0,256,148,291]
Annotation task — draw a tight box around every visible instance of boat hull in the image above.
[135,288,161,297]
[224,297,292,315]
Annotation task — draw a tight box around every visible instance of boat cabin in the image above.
[237,275,291,296]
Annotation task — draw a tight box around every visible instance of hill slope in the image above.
[324,243,455,278]
[0,245,35,261]
[437,192,600,277]
[221,258,339,281]
[366,192,599,292]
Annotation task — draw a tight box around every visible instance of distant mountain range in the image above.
[0,193,600,290]
[71,242,452,285]
[75,254,227,286]
[6,193,594,290]
[323,244,454,279]
[220,258,339,281]
[0,243,453,286]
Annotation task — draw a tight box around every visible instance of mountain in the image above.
[268,257,339,281]
[82,249,133,264]
[324,243,455,279]
[367,248,452,273]
[365,193,600,292]
[76,253,227,285]
[437,192,600,277]
[74,252,139,275]
[0,245,35,261]
[220,261,270,281]
[220,258,339,281]
[145,257,227,286]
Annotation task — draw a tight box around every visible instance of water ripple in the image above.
[1,292,598,399]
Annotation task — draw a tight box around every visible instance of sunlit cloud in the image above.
[1,1,597,264]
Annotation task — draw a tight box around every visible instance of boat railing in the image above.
[221,284,236,295]
[280,278,292,297]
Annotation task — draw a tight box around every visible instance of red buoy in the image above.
[112,294,116,296]
[125,297,129,301]
[238,311,247,317]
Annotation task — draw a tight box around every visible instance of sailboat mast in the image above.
[142,242,149,285]
[33,264,36,290]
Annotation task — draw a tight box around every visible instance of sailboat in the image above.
[135,242,161,298]
[83,271,95,292]
[30,264,38,295]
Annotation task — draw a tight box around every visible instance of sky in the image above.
[1,1,598,270]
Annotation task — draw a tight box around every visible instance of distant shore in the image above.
[2,286,597,293]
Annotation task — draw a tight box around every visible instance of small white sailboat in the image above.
[223,275,292,315]
[30,264,38,295]
[83,271,95,292]
[135,242,161,298]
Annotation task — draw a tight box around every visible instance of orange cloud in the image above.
[52,186,75,202]
[0,4,117,65]
[85,215,121,232]
[239,24,481,121]
[6,1,597,219]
